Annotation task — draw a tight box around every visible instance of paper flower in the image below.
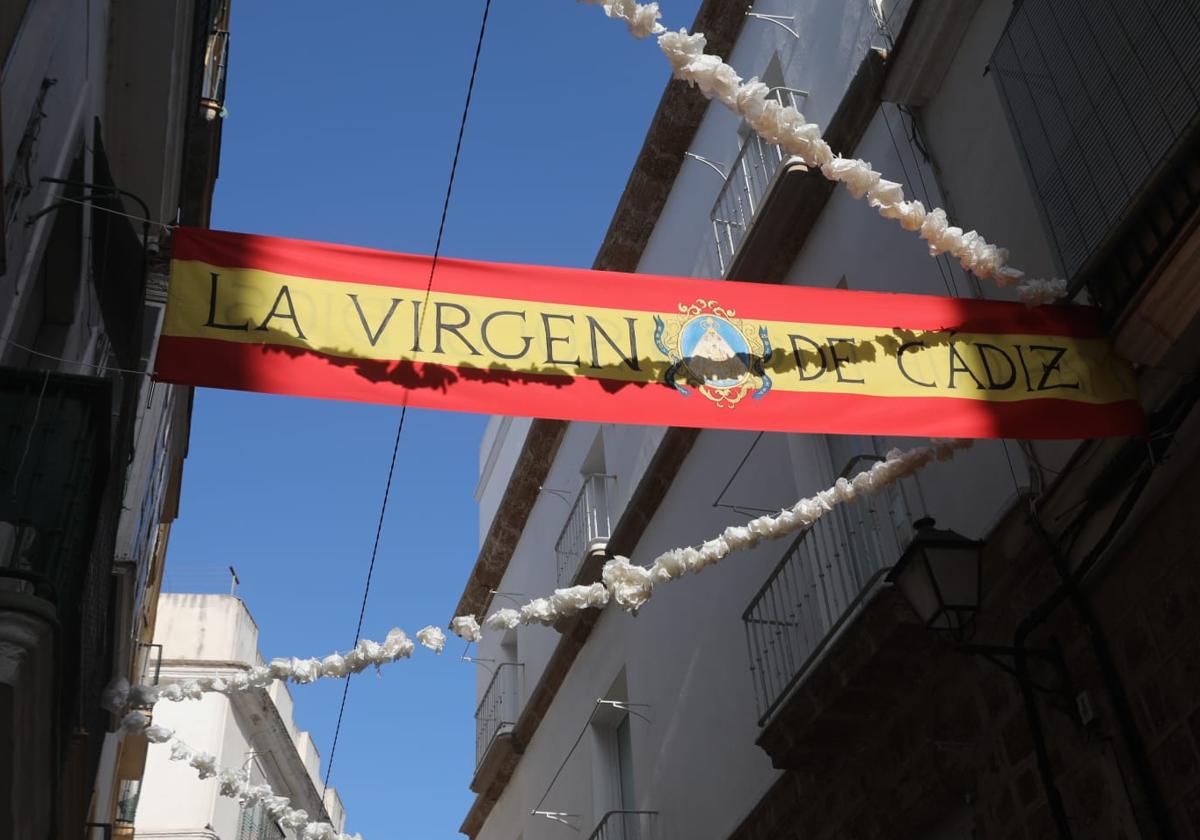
[383,628,415,660]
[268,658,293,679]
[1017,277,1067,305]
[416,625,446,654]
[550,583,610,615]
[580,0,666,39]
[128,683,160,707]
[246,666,273,689]
[217,767,249,798]
[169,741,193,762]
[120,711,149,734]
[280,809,310,831]
[867,178,905,208]
[602,557,655,611]
[290,658,321,684]
[145,724,174,744]
[100,677,130,713]
[302,824,337,840]
[484,609,521,631]
[189,751,218,779]
[354,638,386,668]
[521,598,558,625]
[450,615,483,642]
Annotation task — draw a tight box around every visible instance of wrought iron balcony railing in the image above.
[742,458,916,725]
[709,88,808,274]
[555,474,617,588]
[475,662,521,768]
[586,810,657,840]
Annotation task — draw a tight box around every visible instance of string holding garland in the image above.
[580,0,1067,305]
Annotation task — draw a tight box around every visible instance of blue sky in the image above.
[164,1,701,836]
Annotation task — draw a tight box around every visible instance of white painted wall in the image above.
[136,595,349,840]
[477,416,531,540]
[470,2,1086,838]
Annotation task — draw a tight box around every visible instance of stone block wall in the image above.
[733,448,1200,839]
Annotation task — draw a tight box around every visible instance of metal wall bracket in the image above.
[746,9,800,39]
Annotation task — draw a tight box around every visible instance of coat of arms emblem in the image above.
[653,299,772,408]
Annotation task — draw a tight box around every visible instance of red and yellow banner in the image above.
[155,228,1143,439]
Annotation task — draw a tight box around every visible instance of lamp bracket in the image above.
[959,641,1080,722]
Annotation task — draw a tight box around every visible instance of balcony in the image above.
[742,459,916,726]
[0,368,110,608]
[990,0,1200,306]
[555,474,616,588]
[708,88,809,275]
[475,662,521,770]
[586,810,657,840]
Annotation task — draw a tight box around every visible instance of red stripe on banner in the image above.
[155,335,1145,440]
[171,227,1104,338]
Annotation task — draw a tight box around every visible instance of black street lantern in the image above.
[886,517,984,638]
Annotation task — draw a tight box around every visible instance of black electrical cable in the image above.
[320,0,494,802]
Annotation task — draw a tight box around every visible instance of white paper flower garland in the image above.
[580,0,1066,305]
[116,712,362,840]
[455,439,971,637]
[105,438,966,839]
[111,438,968,710]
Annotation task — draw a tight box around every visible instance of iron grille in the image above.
[555,474,616,588]
[475,662,521,768]
[742,460,915,725]
[709,88,808,274]
[587,810,657,840]
[238,801,285,840]
[990,0,1200,280]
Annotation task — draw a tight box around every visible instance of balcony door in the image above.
[609,714,638,840]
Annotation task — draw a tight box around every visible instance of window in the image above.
[115,779,141,825]
[990,0,1200,279]
[237,801,284,840]
[237,760,284,840]
[590,672,645,840]
[613,715,637,834]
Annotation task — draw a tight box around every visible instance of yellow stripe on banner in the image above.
[164,260,1136,405]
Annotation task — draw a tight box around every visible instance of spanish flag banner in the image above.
[155,228,1143,440]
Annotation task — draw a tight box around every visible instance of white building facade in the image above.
[133,594,349,840]
[458,1,1200,839]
